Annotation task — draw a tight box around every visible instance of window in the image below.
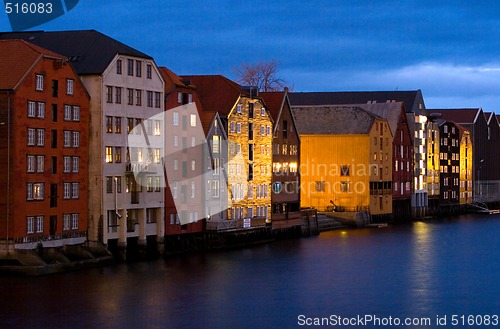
[283,120,288,139]
[146,177,153,192]
[73,106,80,121]
[106,177,113,193]
[248,102,254,117]
[27,128,36,146]
[245,122,252,141]
[72,156,79,173]
[136,89,142,105]
[154,120,161,136]
[27,155,35,172]
[27,216,35,234]
[266,126,271,136]
[341,182,350,192]
[37,129,45,146]
[37,155,44,173]
[115,147,122,163]
[236,104,242,114]
[260,125,265,135]
[315,181,325,192]
[116,59,122,74]
[72,131,80,148]
[154,92,161,108]
[28,101,36,117]
[236,123,241,133]
[63,182,71,199]
[115,177,122,193]
[36,216,44,233]
[173,112,179,126]
[154,148,161,163]
[62,214,70,231]
[190,114,197,127]
[35,74,44,91]
[63,130,71,148]
[105,146,113,163]
[52,79,58,97]
[127,88,134,105]
[66,79,74,95]
[127,118,134,133]
[106,86,113,103]
[261,107,266,116]
[191,181,195,198]
[147,91,153,107]
[136,60,142,77]
[127,59,133,76]
[63,156,71,173]
[213,136,219,153]
[64,105,72,120]
[115,87,122,104]
[27,182,44,201]
[106,116,113,133]
[146,64,152,79]
[115,117,122,133]
[37,102,45,118]
[71,214,79,230]
[72,183,79,199]
[340,165,350,176]
[177,92,182,104]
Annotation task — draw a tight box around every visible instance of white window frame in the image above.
[28,101,36,117]
[66,79,74,95]
[35,74,44,91]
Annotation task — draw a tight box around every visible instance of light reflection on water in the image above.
[1,214,500,328]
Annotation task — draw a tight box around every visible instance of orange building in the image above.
[291,105,393,217]
[0,40,89,249]
[159,67,205,235]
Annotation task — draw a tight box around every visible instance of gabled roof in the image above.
[0,39,65,90]
[426,108,483,124]
[291,105,379,135]
[181,75,244,116]
[260,91,285,122]
[484,111,500,126]
[0,30,152,75]
[289,90,425,114]
[355,102,404,138]
[456,123,470,140]
[159,66,195,93]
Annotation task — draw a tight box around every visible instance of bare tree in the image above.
[235,60,289,92]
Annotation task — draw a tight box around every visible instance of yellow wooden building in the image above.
[458,124,473,204]
[291,105,393,216]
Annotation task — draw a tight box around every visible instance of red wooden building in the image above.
[0,40,89,250]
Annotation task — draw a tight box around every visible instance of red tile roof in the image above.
[427,108,482,124]
[0,39,65,90]
[181,75,243,116]
[260,91,285,122]
[159,66,195,93]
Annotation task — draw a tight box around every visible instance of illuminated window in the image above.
[105,146,113,163]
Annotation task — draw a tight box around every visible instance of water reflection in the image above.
[2,215,500,328]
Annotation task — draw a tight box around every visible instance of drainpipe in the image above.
[1,91,11,253]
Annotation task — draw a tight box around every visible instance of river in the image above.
[2,214,500,328]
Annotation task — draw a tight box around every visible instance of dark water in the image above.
[2,214,500,329]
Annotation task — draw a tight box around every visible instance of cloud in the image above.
[285,62,500,111]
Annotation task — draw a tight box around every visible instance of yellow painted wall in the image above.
[460,131,473,204]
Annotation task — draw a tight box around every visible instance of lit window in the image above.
[190,114,197,127]
[105,146,113,163]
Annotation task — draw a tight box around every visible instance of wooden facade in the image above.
[260,91,301,216]
[0,40,90,248]
[292,105,393,216]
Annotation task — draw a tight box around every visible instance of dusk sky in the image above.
[2,1,500,111]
